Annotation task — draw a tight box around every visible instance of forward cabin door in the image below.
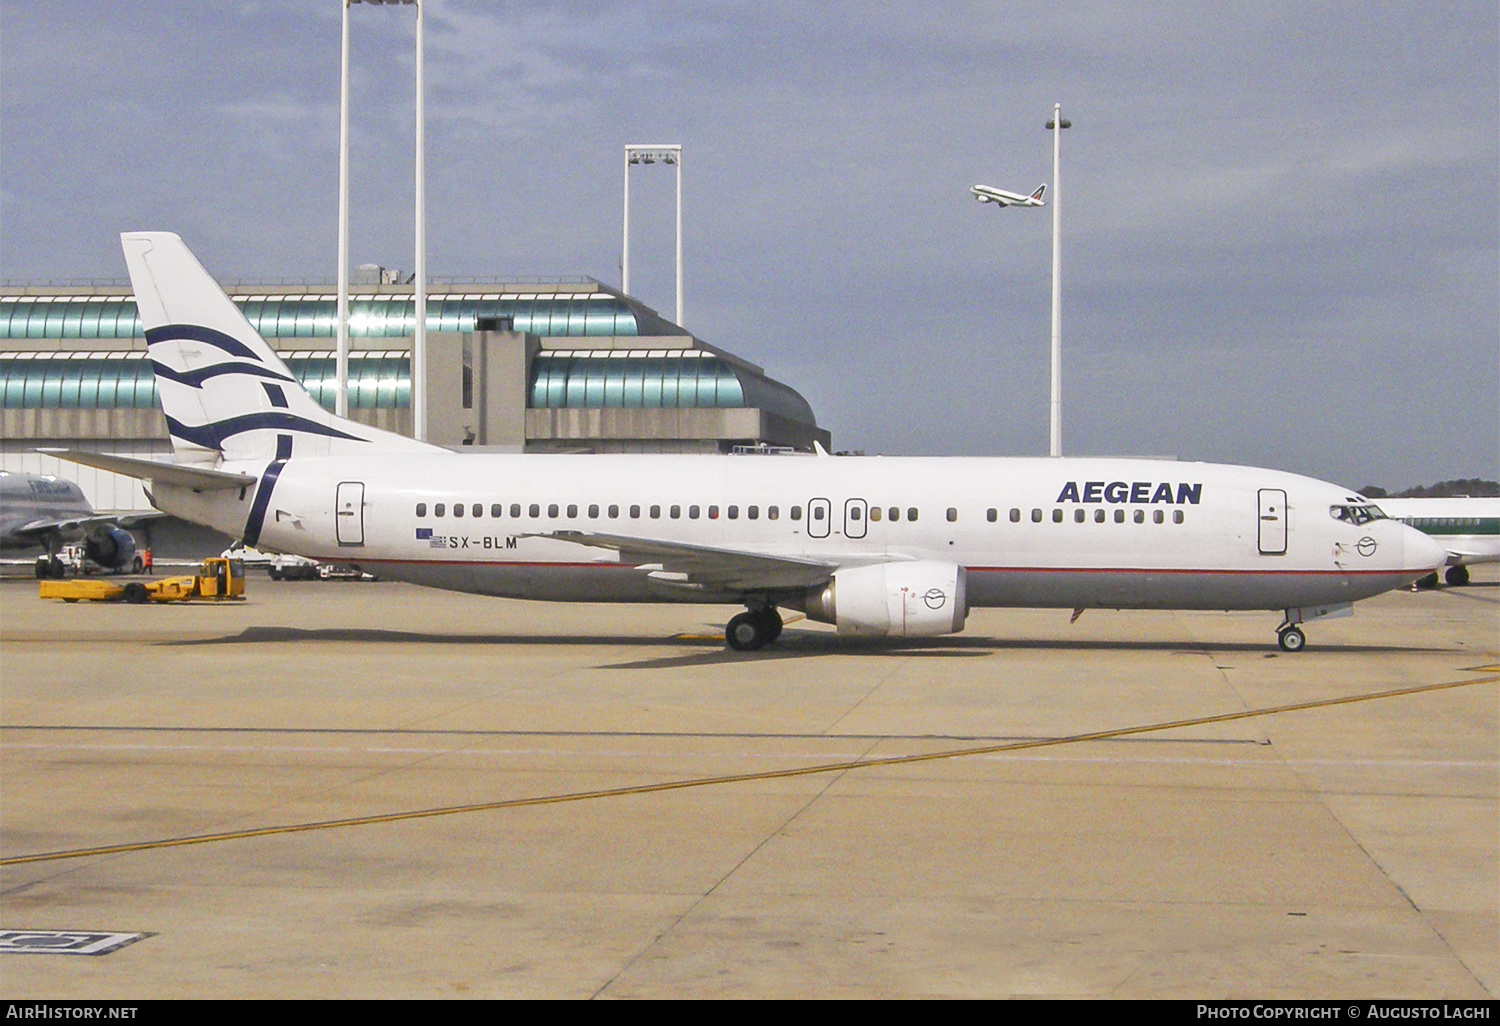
[1257,488,1287,555]
[336,481,366,547]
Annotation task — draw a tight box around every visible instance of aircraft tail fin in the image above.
[1031,184,1047,202]
[120,232,440,465]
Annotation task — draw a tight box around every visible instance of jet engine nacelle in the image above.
[84,528,138,573]
[802,560,968,637]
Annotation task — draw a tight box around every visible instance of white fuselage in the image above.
[1373,496,1500,566]
[153,453,1442,613]
[0,472,94,552]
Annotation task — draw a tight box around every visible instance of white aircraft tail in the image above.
[121,232,440,465]
[1030,184,1046,202]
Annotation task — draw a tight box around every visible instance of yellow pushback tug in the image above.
[40,557,245,604]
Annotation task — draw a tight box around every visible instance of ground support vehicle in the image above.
[39,558,245,604]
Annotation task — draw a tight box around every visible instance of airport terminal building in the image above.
[0,273,829,515]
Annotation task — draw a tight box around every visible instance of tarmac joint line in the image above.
[2,671,1495,869]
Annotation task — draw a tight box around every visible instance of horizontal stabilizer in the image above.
[35,448,256,491]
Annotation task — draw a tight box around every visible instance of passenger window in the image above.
[670,505,681,519]
[1153,510,1164,524]
[416,503,427,517]
[689,505,700,519]
[588,504,599,518]
[870,507,882,522]
[548,504,559,517]
[1114,509,1124,523]
[631,504,642,518]
[566,504,578,518]
[649,505,660,519]
[1173,510,1184,524]
[1073,509,1085,523]
[748,505,759,520]
[986,508,997,523]
[491,504,502,518]
[706,505,717,519]
[908,508,919,521]
[947,508,958,522]
[1031,508,1042,523]
[1134,509,1144,523]
[510,504,521,518]
[812,506,824,521]
[469,503,479,518]
[889,507,900,521]
[1053,509,1063,523]
[850,507,861,521]
[436,503,446,516]
[529,504,540,518]
[1010,508,1021,523]
[768,506,779,520]
[727,505,739,519]
[454,504,464,518]
[791,507,802,521]
[1094,509,1105,523]
[608,504,619,518]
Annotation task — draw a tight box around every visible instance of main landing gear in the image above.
[1445,565,1470,587]
[725,605,784,651]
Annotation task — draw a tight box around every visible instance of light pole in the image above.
[622,145,683,327]
[1045,103,1071,457]
[338,0,426,439]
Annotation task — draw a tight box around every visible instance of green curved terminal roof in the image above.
[0,295,639,339]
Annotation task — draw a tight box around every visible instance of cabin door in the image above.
[1257,488,1287,555]
[336,481,366,547]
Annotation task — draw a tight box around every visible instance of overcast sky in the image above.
[2,1,1496,490]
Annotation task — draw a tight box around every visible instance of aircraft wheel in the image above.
[1445,565,1470,587]
[760,608,784,643]
[1414,572,1440,590]
[726,611,768,651]
[35,558,50,579]
[268,567,282,581]
[1276,626,1306,653]
[122,583,150,605]
[50,557,65,578]
[132,556,144,574]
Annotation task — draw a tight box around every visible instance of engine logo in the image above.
[1357,536,1377,557]
[923,587,947,609]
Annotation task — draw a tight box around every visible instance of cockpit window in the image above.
[1330,504,1386,525]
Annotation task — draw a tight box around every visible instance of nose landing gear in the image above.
[1275,624,1306,652]
[725,605,784,651]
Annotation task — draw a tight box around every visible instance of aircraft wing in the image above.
[541,530,838,591]
[6,510,165,545]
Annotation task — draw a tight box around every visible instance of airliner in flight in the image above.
[970,183,1047,207]
[0,470,152,577]
[47,232,1446,652]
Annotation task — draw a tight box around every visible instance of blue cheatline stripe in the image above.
[152,360,297,388]
[242,434,294,548]
[145,324,259,361]
[165,412,367,449]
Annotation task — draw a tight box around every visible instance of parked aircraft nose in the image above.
[1402,525,1448,574]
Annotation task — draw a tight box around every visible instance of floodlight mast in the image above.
[622,145,684,327]
[1045,103,1071,458]
[337,0,426,438]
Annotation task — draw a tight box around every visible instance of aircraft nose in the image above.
[1402,525,1448,574]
